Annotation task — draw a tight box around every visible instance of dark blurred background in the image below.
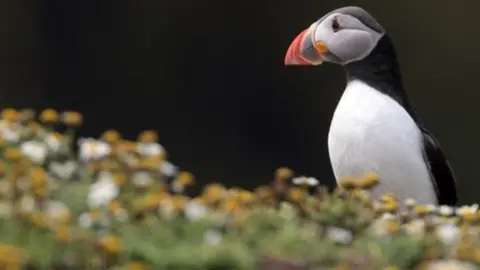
[0,1,477,203]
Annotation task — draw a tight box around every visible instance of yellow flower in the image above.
[275,167,293,180]
[55,226,71,243]
[222,198,240,213]
[30,167,47,190]
[4,147,22,162]
[136,192,169,213]
[338,177,357,190]
[335,264,351,270]
[203,184,227,204]
[414,205,431,216]
[237,190,255,204]
[191,197,205,205]
[0,244,24,266]
[109,200,123,214]
[117,140,138,153]
[456,245,474,261]
[287,187,305,202]
[61,111,83,126]
[462,212,480,223]
[176,171,195,186]
[357,172,380,189]
[57,210,72,225]
[380,193,397,204]
[113,172,127,186]
[254,186,272,200]
[137,157,160,170]
[138,130,158,143]
[27,121,42,133]
[102,130,121,144]
[99,235,121,254]
[172,195,188,211]
[472,249,480,264]
[351,189,371,204]
[51,132,64,141]
[386,220,401,233]
[127,262,148,270]
[39,108,58,123]
[0,108,19,122]
[424,247,438,260]
[30,212,49,229]
[99,160,119,171]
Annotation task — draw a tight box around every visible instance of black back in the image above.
[344,35,458,206]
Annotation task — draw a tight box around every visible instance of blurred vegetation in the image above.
[0,108,477,270]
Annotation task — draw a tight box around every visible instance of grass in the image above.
[0,108,477,269]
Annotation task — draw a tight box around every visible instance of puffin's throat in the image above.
[343,35,419,124]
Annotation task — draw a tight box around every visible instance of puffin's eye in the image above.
[332,17,341,32]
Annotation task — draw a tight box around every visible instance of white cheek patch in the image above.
[312,14,383,64]
[329,29,375,62]
[312,14,339,44]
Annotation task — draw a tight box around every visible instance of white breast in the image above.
[328,80,437,204]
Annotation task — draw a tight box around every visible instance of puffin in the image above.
[284,6,457,206]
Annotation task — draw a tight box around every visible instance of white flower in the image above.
[87,177,119,208]
[21,140,47,164]
[49,161,77,179]
[45,200,70,221]
[78,138,111,161]
[380,212,397,220]
[19,195,36,213]
[0,121,20,142]
[131,172,154,188]
[45,134,62,152]
[404,219,426,236]
[121,153,139,168]
[0,201,12,218]
[326,226,353,244]
[436,223,460,245]
[438,205,454,216]
[161,161,178,177]
[78,211,109,228]
[292,176,319,186]
[203,230,223,246]
[78,212,93,228]
[368,219,389,237]
[16,176,30,191]
[184,201,207,221]
[404,198,417,207]
[455,205,478,216]
[137,142,164,156]
[171,181,184,193]
[96,171,113,182]
[425,260,477,270]
[426,204,437,213]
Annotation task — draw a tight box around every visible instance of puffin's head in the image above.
[284,6,385,66]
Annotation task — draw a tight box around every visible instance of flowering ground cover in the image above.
[0,108,478,270]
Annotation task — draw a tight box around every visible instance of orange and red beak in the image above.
[284,25,328,66]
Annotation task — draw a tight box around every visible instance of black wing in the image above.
[421,128,458,206]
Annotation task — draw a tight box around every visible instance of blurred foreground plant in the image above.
[0,108,478,270]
